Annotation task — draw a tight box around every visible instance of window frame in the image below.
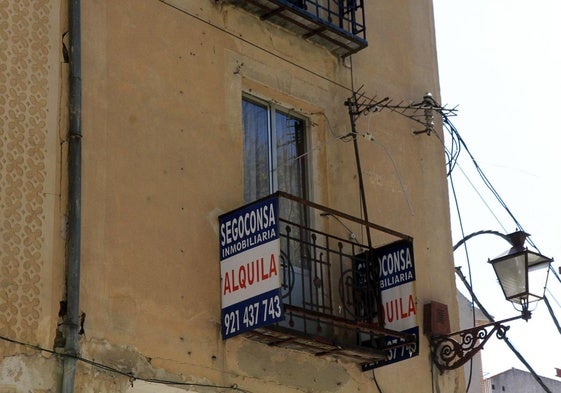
[241,93,309,202]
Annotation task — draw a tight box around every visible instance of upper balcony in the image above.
[222,192,418,370]
[223,0,367,57]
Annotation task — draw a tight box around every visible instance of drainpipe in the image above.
[62,0,82,392]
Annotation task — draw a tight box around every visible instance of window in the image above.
[242,95,311,326]
[242,96,307,202]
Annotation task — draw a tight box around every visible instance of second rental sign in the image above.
[363,239,419,370]
[219,195,284,339]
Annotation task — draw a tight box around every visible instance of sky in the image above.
[433,0,561,381]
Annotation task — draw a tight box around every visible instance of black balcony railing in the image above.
[245,192,417,368]
[223,0,367,57]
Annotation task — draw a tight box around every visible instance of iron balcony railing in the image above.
[245,192,417,368]
[223,0,367,57]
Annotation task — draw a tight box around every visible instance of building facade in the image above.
[484,368,561,393]
[1,0,465,392]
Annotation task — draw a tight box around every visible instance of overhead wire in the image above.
[432,115,508,230]
[436,118,508,231]
[451,163,508,233]
[543,296,561,335]
[441,113,538,250]
[544,268,561,335]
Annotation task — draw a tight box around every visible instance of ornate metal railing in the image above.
[223,0,367,57]
[246,192,416,367]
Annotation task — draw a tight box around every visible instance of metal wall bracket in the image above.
[429,314,526,372]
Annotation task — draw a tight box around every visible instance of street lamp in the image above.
[488,231,552,314]
[429,230,554,372]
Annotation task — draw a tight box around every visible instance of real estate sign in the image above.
[364,239,419,370]
[219,195,284,339]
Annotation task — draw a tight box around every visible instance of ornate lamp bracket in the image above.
[429,314,526,372]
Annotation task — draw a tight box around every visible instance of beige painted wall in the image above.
[1,0,463,391]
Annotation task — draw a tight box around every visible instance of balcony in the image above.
[241,192,417,369]
[223,0,367,57]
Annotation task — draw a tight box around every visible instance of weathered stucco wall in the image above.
[1,0,464,391]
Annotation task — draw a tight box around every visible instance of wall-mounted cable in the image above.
[0,334,250,393]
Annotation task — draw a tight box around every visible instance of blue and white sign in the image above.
[364,239,419,370]
[219,196,284,339]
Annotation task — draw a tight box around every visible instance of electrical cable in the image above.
[549,265,561,285]
[543,296,561,335]
[371,370,384,393]
[431,361,436,393]
[452,163,508,233]
[432,121,506,233]
[441,114,537,250]
[448,163,477,393]
[317,111,354,142]
[546,288,561,310]
[543,270,561,340]
[440,115,462,176]
[0,334,250,393]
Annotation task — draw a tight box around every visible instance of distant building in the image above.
[484,368,561,393]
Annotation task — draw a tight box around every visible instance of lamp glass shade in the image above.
[527,251,552,302]
[489,248,553,305]
[490,252,527,303]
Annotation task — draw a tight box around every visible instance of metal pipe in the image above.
[344,95,384,328]
[62,0,82,392]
